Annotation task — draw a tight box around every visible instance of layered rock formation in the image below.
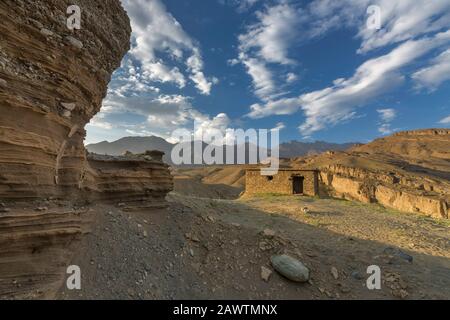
[0,1,173,298]
[0,206,93,298]
[293,129,450,219]
[85,152,173,210]
[0,0,131,199]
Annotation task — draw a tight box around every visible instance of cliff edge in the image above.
[0,0,173,298]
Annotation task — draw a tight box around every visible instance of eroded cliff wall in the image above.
[0,0,132,200]
[0,1,173,298]
[295,129,450,219]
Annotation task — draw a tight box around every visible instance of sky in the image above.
[85,0,450,145]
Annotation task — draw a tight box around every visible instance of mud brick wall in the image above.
[245,170,319,196]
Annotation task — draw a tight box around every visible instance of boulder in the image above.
[65,36,83,49]
[271,254,310,282]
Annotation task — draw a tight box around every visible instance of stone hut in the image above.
[245,169,319,196]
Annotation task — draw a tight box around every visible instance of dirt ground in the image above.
[56,176,450,300]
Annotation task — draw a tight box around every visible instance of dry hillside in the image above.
[292,129,449,219]
[180,129,450,219]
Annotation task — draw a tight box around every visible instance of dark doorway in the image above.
[293,176,304,194]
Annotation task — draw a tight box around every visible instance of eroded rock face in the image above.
[0,1,173,298]
[85,152,174,209]
[0,0,131,199]
[320,166,448,219]
[298,129,450,219]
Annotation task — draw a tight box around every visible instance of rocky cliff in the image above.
[0,0,131,199]
[293,129,450,219]
[85,152,173,210]
[0,0,173,298]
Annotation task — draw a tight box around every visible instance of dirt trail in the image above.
[57,182,450,299]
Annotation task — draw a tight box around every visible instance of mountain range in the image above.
[86,136,358,165]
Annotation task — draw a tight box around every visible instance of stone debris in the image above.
[384,272,409,299]
[62,110,71,118]
[331,266,339,280]
[392,289,409,299]
[383,247,413,263]
[65,36,83,49]
[185,232,200,242]
[351,271,364,280]
[260,266,272,282]
[39,28,54,37]
[270,254,310,283]
[61,102,76,111]
[261,228,276,238]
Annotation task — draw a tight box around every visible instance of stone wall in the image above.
[245,169,319,196]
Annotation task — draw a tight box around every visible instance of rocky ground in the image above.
[56,181,450,300]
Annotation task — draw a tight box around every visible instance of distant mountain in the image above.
[86,136,174,163]
[86,136,359,165]
[279,141,359,158]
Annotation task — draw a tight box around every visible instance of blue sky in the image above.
[85,0,450,145]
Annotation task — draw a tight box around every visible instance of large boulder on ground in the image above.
[271,254,310,283]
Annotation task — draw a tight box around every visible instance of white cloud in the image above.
[239,3,299,65]
[248,96,302,119]
[412,49,450,91]
[87,0,222,143]
[356,0,450,53]
[297,31,450,136]
[227,58,240,66]
[304,0,450,54]
[272,122,286,131]
[377,108,396,123]
[143,62,186,88]
[240,56,276,101]
[120,0,216,94]
[237,2,301,100]
[193,113,231,142]
[186,49,216,95]
[220,0,261,13]
[246,30,450,136]
[238,0,260,12]
[286,73,298,83]
[377,108,397,135]
[439,115,450,124]
[86,117,114,130]
[237,0,450,103]
[237,0,450,122]
[95,89,233,144]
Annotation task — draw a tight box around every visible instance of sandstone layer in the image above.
[0,1,173,298]
[85,152,173,210]
[0,0,131,199]
[293,129,450,219]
